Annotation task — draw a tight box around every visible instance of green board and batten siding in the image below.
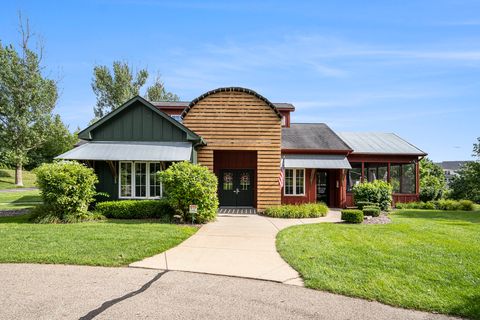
[91,100,187,142]
[78,98,199,200]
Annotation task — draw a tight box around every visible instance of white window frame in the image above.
[284,168,305,196]
[118,161,163,199]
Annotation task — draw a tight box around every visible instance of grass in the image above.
[277,209,480,319]
[0,190,42,210]
[0,169,37,189]
[0,214,197,266]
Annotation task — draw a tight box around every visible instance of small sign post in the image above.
[189,204,198,224]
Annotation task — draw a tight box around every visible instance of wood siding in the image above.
[91,101,187,142]
[183,91,282,210]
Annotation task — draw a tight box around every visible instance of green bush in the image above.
[356,201,377,210]
[459,200,475,211]
[264,203,328,218]
[435,199,461,211]
[363,206,381,217]
[159,161,218,224]
[352,180,393,211]
[341,209,364,223]
[395,199,474,211]
[33,161,99,223]
[95,199,174,220]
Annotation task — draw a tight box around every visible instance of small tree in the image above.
[0,16,58,185]
[449,137,480,203]
[34,161,98,222]
[352,180,393,211]
[419,158,446,201]
[145,75,180,102]
[159,162,218,223]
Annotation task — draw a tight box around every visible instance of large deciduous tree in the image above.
[0,17,58,186]
[91,61,148,120]
[449,137,480,203]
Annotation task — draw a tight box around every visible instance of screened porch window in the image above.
[284,169,305,196]
[347,162,362,192]
[119,161,163,199]
[347,161,417,194]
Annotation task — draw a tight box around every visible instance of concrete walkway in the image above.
[130,210,342,286]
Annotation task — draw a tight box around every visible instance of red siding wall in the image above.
[282,169,316,204]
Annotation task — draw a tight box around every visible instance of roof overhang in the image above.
[55,141,192,161]
[284,154,352,169]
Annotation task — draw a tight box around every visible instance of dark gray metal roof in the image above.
[282,123,352,151]
[56,141,192,161]
[337,132,426,155]
[284,154,351,169]
[435,161,472,170]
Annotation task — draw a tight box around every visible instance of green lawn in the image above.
[0,169,37,189]
[0,190,42,210]
[277,210,480,319]
[0,214,197,266]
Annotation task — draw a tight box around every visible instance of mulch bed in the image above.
[0,208,30,217]
[363,214,391,225]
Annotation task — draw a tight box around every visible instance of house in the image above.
[435,161,471,185]
[57,87,426,209]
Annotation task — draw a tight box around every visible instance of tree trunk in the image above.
[15,164,24,187]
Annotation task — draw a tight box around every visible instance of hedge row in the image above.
[263,203,328,219]
[95,199,175,220]
[396,199,474,211]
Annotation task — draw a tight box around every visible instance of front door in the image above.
[219,169,254,207]
[316,170,329,205]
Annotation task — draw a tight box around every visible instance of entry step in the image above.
[218,207,257,215]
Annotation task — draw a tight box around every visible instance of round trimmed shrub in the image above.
[353,180,393,211]
[34,161,99,223]
[362,206,380,217]
[159,161,218,223]
[341,209,364,223]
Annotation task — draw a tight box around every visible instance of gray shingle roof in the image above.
[337,132,426,155]
[282,123,352,151]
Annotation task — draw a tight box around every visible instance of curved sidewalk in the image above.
[130,210,341,286]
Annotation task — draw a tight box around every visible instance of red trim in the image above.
[282,149,352,155]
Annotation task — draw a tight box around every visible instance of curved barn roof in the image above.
[181,87,282,119]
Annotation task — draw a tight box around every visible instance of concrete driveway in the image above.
[0,264,457,320]
[130,210,341,285]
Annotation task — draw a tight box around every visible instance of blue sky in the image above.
[1,0,479,161]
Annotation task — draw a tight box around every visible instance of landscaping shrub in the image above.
[95,199,174,220]
[159,161,218,223]
[356,201,377,210]
[33,161,100,223]
[352,180,392,211]
[264,203,328,218]
[395,199,474,211]
[341,209,364,223]
[363,206,381,217]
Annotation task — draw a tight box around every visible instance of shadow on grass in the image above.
[11,195,42,203]
[450,293,480,320]
[393,210,480,224]
[0,170,11,178]
[0,214,193,226]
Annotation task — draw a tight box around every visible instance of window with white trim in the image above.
[119,161,163,199]
[284,169,305,196]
